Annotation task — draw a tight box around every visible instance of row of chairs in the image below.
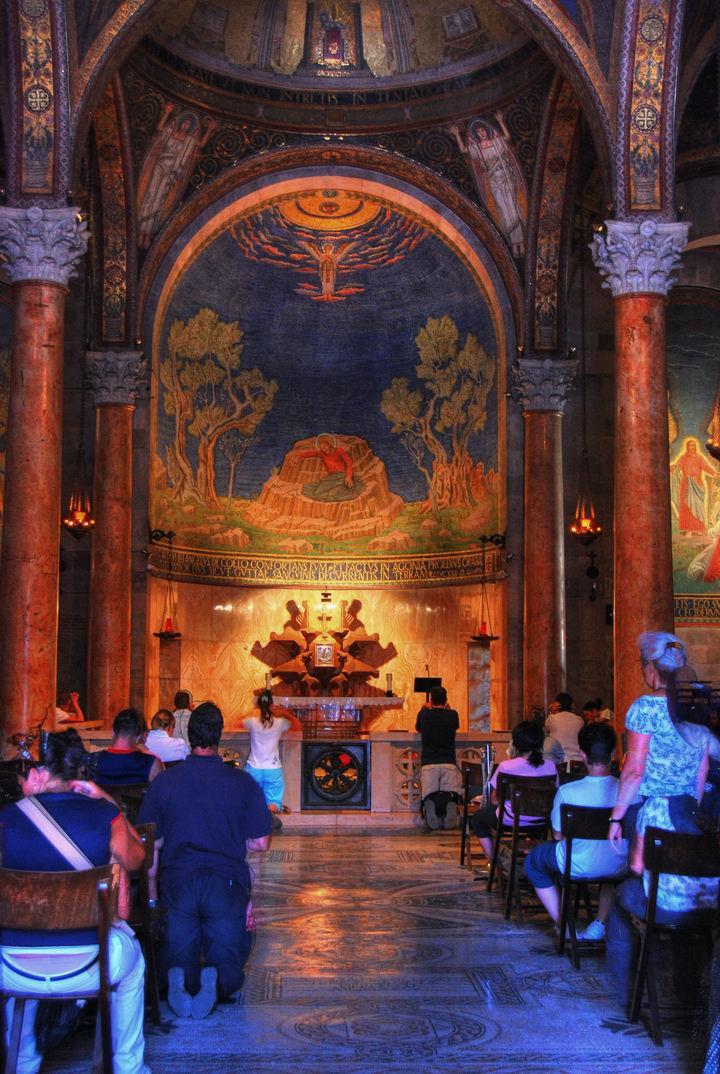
[457,760,720,1047]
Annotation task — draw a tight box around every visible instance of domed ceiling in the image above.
[153,0,526,89]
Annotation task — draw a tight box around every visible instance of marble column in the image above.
[591,218,689,730]
[0,207,88,738]
[514,357,577,715]
[86,350,146,727]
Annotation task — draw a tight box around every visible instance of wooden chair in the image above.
[130,823,161,1026]
[98,783,148,825]
[0,863,119,1074]
[459,761,487,868]
[557,804,626,968]
[629,826,720,1046]
[486,774,556,897]
[503,782,557,922]
[557,764,587,786]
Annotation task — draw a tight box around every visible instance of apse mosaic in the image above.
[667,303,720,622]
[150,185,504,585]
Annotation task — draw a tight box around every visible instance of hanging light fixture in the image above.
[151,530,182,639]
[63,347,95,536]
[471,576,499,646]
[569,222,602,546]
[706,373,720,462]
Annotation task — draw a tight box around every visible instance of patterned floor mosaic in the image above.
[45,832,706,1073]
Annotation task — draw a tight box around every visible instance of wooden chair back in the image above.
[130,822,161,1025]
[509,783,556,833]
[459,761,487,868]
[0,863,118,931]
[97,783,148,825]
[0,864,119,1074]
[644,826,720,880]
[629,828,720,1045]
[497,774,556,830]
[557,805,617,968]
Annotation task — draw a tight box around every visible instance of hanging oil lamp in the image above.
[569,229,602,546]
[63,350,95,536]
[570,449,602,545]
[152,530,181,639]
[471,579,499,645]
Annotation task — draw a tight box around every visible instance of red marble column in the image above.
[0,207,88,740]
[591,219,688,731]
[86,351,145,727]
[515,357,577,715]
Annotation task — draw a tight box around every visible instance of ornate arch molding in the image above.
[486,0,612,192]
[524,75,582,355]
[91,76,137,343]
[615,0,686,216]
[137,144,523,340]
[675,24,717,132]
[71,0,613,193]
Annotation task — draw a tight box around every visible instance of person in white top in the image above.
[146,709,190,762]
[243,691,303,815]
[172,689,193,748]
[545,693,585,763]
[525,722,628,941]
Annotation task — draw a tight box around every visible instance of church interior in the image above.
[1,0,720,1070]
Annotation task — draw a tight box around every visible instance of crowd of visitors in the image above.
[463,630,720,1059]
[1,633,719,1071]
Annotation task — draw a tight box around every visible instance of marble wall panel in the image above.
[145,577,505,729]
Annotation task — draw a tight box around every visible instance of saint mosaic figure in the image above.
[136,105,217,248]
[450,112,528,257]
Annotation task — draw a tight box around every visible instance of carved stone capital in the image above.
[513,357,578,413]
[0,206,89,286]
[590,218,689,297]
[86,350,147,407]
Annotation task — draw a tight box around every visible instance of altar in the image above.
[273,695,404,737]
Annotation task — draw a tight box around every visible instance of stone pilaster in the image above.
[0,207,89,740]
[514,357,577,713]
[591,218,689,730]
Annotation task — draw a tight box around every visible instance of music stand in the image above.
[414,676,442,703]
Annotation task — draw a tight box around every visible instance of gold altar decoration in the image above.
[251,596,396,697]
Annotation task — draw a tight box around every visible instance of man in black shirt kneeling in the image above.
[415,685,461,830]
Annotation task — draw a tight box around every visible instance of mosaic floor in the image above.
[46,832,706,1073]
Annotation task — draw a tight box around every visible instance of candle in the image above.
[386,673,393,692]
[265,672,271,689]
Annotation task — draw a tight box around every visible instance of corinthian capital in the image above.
[86,350,147,407]
[590,218,689,298]
[0,206,89,286]
[513,356,577,413]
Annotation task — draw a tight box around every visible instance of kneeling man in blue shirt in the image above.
[139,702,271,1018]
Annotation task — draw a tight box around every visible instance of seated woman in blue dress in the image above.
[0,729,150,1074]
